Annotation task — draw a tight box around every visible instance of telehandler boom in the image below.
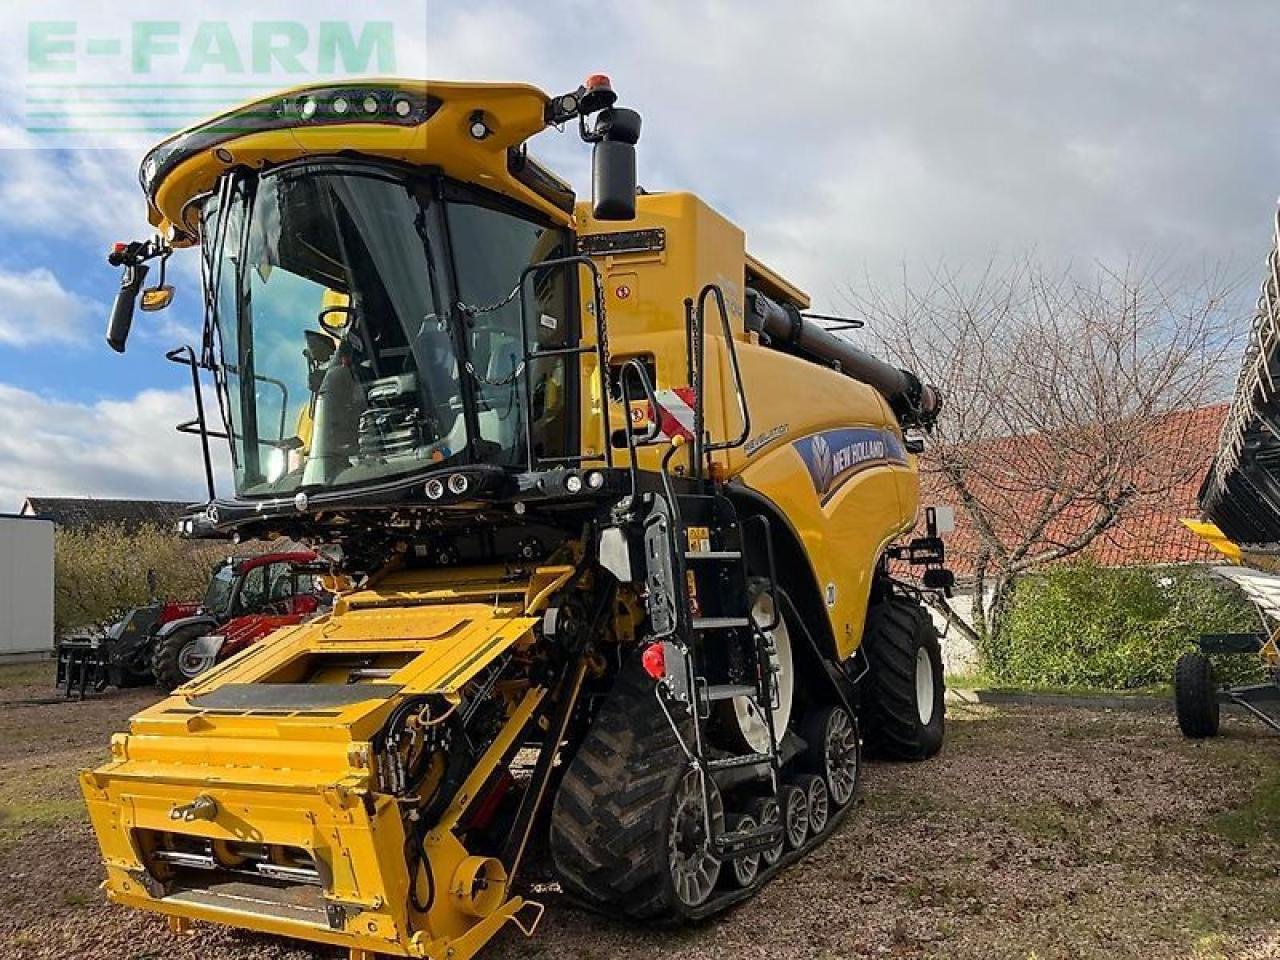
[85,75,949,959]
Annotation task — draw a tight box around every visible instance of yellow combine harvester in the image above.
[87,76,950,959]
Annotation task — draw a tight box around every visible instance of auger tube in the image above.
[745,288,940,423]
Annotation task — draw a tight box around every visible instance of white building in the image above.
[0,514,54,660]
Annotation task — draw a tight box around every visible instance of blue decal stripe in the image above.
[794,428,908,502]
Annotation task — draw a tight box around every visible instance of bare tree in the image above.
[847,257,1242,647]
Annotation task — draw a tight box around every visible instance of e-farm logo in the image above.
[22,18,400,143]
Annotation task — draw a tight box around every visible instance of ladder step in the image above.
[707,752,774,771]
[703,683,757,702]
[683,550,742,561]
[691,616,751,630]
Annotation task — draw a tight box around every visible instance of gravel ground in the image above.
[1,663,1277,960]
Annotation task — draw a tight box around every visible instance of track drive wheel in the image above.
[779,782,809,851]
[550,658,726,921]
[804,705,861,808]
[860,596,945,760]
[746,797,783,866]
[725,813,761,888]
[1174,651,1220,738]
[151,625,214,693]
[795,774,829,837]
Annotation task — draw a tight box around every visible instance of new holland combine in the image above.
[86,76,949,959]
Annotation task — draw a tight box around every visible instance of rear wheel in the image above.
[151,625,213,694]
[860,596,945,760]
[1174,652,1220,738]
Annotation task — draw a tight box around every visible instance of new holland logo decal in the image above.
[795,428,908,504]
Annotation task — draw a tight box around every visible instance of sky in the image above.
[0,0,1278,511]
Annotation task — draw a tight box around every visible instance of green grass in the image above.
[0,798,85,839]
[0,661,53,689]
[946,672,1171,698]
[1213,770,1280,845]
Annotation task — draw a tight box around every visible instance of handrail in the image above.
[617,357,663,496]
[692,284,752,477]
[518,255,613,471]
[166,345,219,501]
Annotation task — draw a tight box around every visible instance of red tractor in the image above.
[149,550,329,692]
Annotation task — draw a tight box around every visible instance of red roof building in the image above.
[919,404,1226,579]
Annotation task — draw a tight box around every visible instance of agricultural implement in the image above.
[84,75,950,959]
[56,551,326,696]
[1178,205,1280,738]
[56,578,198,698]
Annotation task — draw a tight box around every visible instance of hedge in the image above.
[54,523,229,633]
[985,562,1263,689]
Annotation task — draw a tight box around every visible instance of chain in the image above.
[465,356,526,387]
[594,288,620,402]
[457,282,522,319]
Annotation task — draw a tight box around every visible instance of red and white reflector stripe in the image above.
[651,387,698,441]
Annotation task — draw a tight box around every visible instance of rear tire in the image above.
[151,625,213,694]
[1174,652,1220,738]
[550,657,722,921]
[860,596,945,760]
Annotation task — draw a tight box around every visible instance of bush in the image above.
[54,523,228,632]
[987,561,1263,689]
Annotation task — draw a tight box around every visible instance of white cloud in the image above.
[0,383,231,511]
[0,266,98,346]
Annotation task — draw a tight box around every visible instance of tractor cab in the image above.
[202,553,326,620]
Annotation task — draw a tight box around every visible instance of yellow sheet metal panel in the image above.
[733,345,915,660]
[745,253,810,309]
[578,191,748,471]
[148,80,569,240]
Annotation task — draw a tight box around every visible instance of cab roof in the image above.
[140,78,572,244]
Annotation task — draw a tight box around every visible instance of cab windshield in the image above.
[202,561,235,616]
[201,163,574,499]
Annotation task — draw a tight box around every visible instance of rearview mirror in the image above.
[106,263,149,354]
[591,107,641,221]
[140,285,174,312]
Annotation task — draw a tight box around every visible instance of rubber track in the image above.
[549,658,857,923]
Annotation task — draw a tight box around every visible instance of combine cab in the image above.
[85,76,950,959]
